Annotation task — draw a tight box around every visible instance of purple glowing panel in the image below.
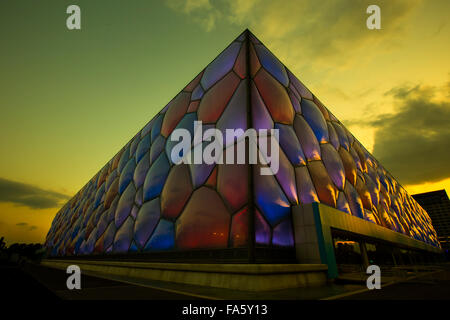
[93,182,105,209]
[254,44,289,87]
[321,143,345,190]
[133,151,150,189]
[327,122,340,150]
[113,216,134,253]
[301,99,329,143]
[143,153,170,202]
[287,70,313,100]
[150,135,166,165]
[119,158,136,194]
[191,84,204,100]
[201,41,241,90]
[332,122,350,151]
[275,123,306,166]
[337,192,351,214]
[216,80,248,146]
[272,218,294,247]
[105,169,118,191]
[189,143,216,188]
[134,198,160,248]
[288,89,301,113]
[274,149,298,205]
[251,81,273,130]
[254,165,290,226]
[255,210,271,245]
[135,134,150,163]
[144,219,175,251]
[293,115,321,161]
[115,183,135,228]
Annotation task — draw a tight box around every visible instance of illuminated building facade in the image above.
[45,30,440,272]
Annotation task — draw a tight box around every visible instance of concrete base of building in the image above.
[41,259,328,291]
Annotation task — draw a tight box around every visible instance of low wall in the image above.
[41,259,328,291]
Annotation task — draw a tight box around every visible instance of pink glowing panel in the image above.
[363,172,380,207]
[134,198,160,248]
[312,96,330,121]
[255,209,271,245]
[183,71,204,92]
[295,166,319,204]
[161,164,193,220]
[112,216,134,253]
[293,115,321,161]
[198,72,241,123]
[249,42,261,77]
[201,42,241,90]
[254,68,294,124]
[272,218,294,247]
[308,161,337,208]
[115,183,135,228]
[356,174,373,210]
[216,80,248,145]
[160,92,191,137]
[338,147,357,186]
[287,70,313,100]
[176,187,230,249]
[321,144,345,190]
[251,81,273,130]
[217,146,248,213]
[301,99,329,143]
[104,177,119,209]
[230,207,248,247]
[337,192,351,214]
[233,43,247,79]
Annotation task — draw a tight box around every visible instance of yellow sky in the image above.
[0,0,449,245]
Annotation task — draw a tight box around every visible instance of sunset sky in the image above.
[0,0,449,245]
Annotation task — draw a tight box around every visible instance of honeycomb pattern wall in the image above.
[45,30,440,257]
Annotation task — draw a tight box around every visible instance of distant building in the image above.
[413,190,450,252]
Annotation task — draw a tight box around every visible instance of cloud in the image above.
[367,83,450,185]
[0,178,70,209]
[16,222,27,226]
[165,0,421,69]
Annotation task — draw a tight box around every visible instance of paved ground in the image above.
[2,261,450,300]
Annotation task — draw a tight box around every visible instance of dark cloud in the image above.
[369,84,450,185]
[16,222,28,226]
[0,178,70,209]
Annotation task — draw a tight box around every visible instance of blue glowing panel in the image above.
[135,134,150,163]
[321,143,345,190]
[272,218,294,247]
[254,44,289,87]
[301,99,329,143]
[253,165,291,226]
[115,183,135,228]
[113,216,134,253]
[165,113,197,164]
[133,151,150,189]
[118,158,136,194]
[255,209,271,245]
[344,182,364,219]
[144,219,175,250]
[150,135,166,165]
[143,153,171,202]
[134,198,160,248]
[151,114,164,143]
[275,123,306,166]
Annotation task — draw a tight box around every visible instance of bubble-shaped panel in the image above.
[230,208,248,247]
[134,198,160,248]
[143,153,171,202]
[272,218,294,247]
[160,92,191,137]
[144,219,175,251]
[161,164,193,219]
[293,115,321,161]
[308,161,337,208]
[254,44,289,87]
[275,123,306,166]
[176,187,230,249]
[321,144,345,190]
[301,99,329,143]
